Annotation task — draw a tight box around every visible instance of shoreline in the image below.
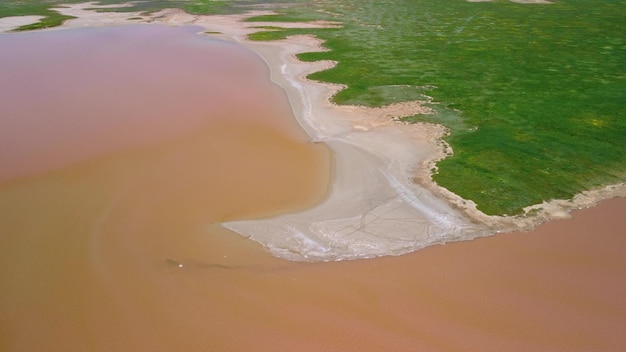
[3,2,624,261]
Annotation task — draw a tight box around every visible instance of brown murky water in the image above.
[0,25,330,351]
[1,25,625,352]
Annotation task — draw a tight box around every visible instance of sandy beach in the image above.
[1,2,625,351]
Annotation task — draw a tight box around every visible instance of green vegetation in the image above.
[248,0,626,215]
[2,0,625,215]
[246,12,326,23]
[14,11,75,31]
[180,0,228,15]
[248,26,316,41]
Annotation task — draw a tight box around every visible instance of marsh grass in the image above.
[249,0,626,215]
[13,11,75,31]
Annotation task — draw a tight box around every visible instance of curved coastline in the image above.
[222,28,626,260]
[6,2,625,261]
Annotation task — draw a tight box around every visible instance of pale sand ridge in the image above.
[7,2,625,261]
[0,15,44,32]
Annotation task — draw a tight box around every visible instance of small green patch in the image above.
[248,27,309,41]
[14,13,75,31]
[245,13,320,23]
[182,0,228,15]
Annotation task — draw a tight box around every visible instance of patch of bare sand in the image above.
[20,2,625,261]
[0,15,44,32]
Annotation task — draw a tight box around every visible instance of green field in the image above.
[2,0,625,215]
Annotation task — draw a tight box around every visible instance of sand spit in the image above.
[9,2,623,261]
